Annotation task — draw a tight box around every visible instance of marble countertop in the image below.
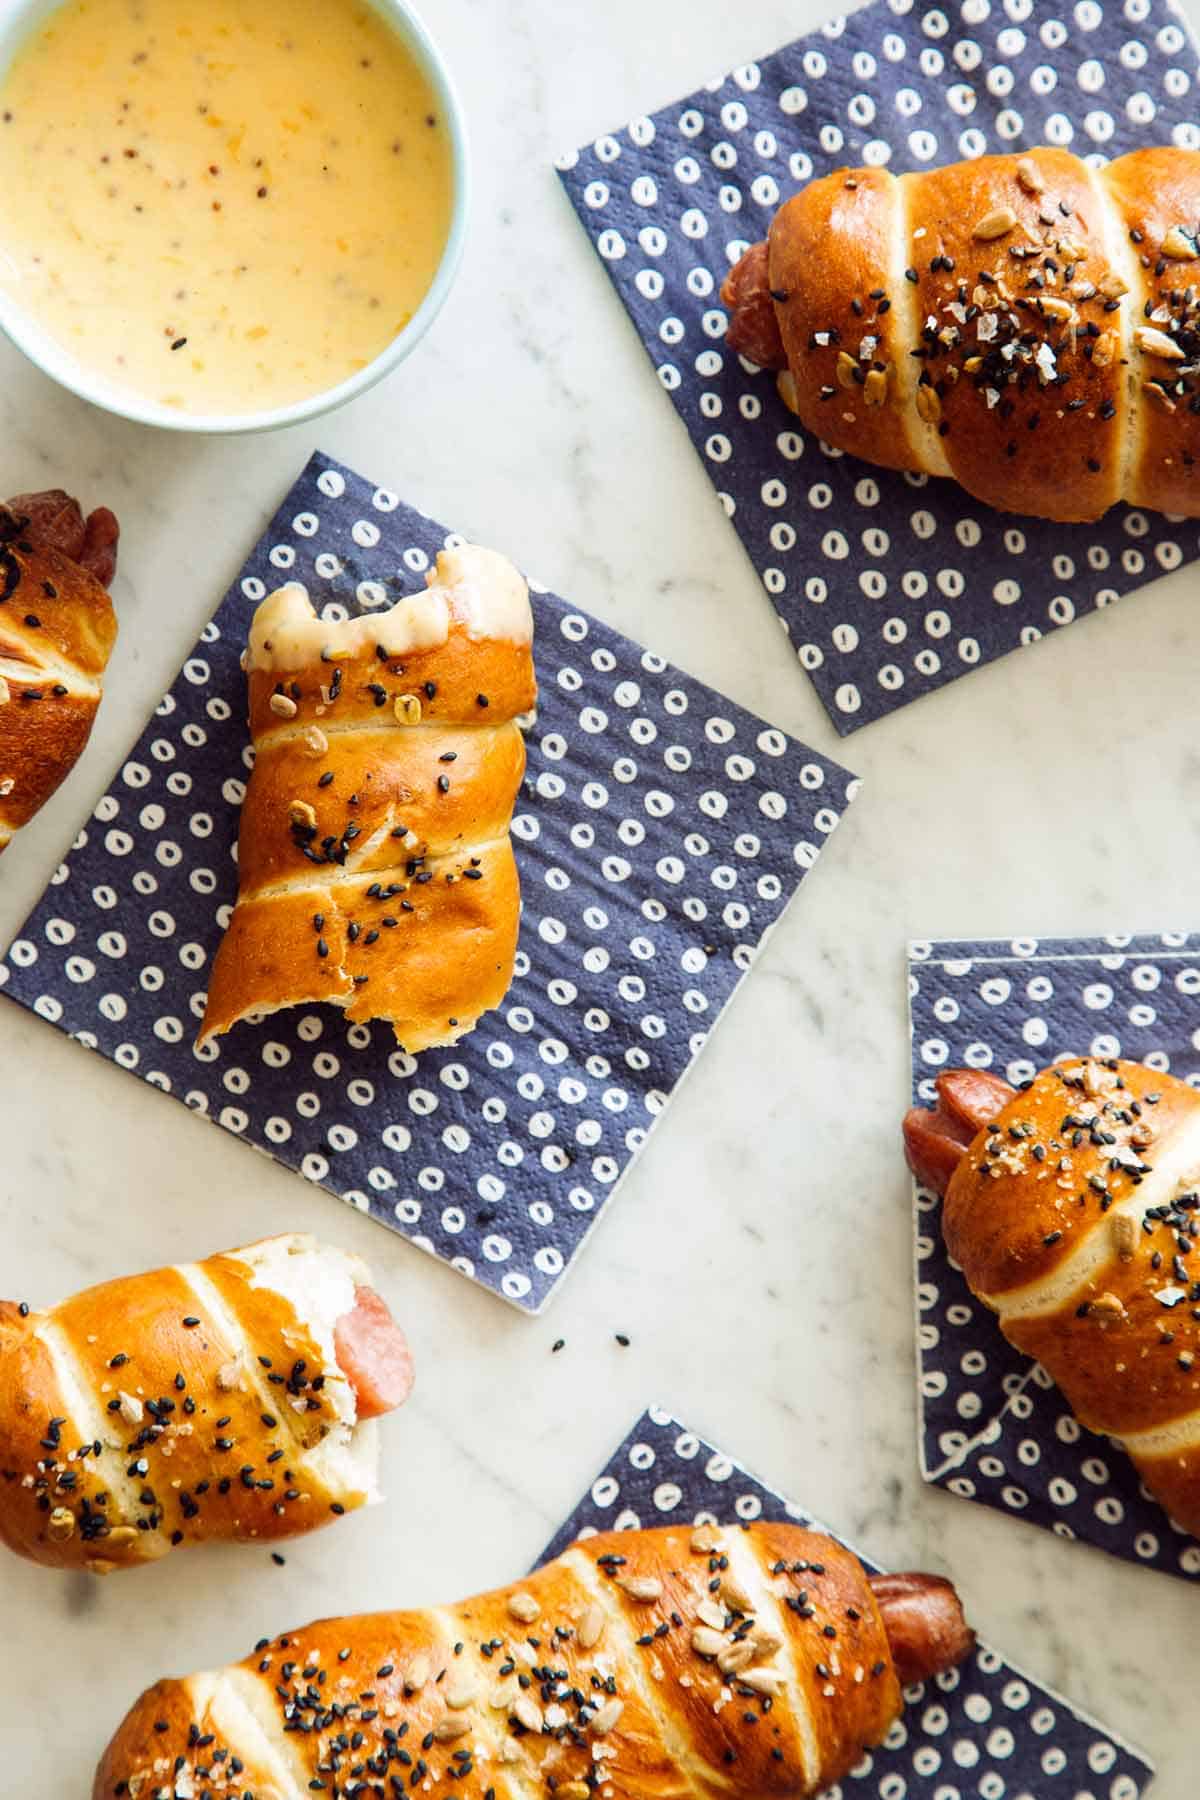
[1,0,1196,1791]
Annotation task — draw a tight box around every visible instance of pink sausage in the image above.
[902,1069,1018,1198]
[334,1286,415,1420]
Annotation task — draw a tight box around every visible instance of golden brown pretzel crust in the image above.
[0,1235,376,1572]
[93,1523,941,1800]
[200,552,536,1054]
[734,145,1200,521]
[942,1057,1200,1532]
[0,499,118,851]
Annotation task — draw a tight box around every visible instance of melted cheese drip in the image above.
[248,545,534,672]
[0,0,453,415]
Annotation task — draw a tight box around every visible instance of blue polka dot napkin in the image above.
[539,1407,1154,1798]
[557,0,1200,734]
[0,452,858,1313]
[909,931,1200,1581]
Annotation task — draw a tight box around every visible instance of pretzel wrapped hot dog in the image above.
[0,486,119,852]
[724,146,1200,521]
[0,1233,412,1573]
[94,1521,972,1800]
[200,543,536,1054]
[906,1057,1200,1534]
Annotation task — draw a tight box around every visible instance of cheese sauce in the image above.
[0,0,454,415]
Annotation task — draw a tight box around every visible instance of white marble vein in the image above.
[0,0,1197,1792]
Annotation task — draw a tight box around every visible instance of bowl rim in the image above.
[0,0,470,435]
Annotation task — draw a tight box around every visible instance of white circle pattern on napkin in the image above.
[0,453,858,1314]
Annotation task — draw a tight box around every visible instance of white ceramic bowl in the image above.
[0,0,469,434]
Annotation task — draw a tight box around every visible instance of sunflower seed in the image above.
[47,1507,75,1541]
[690,1626,726,1659]
[433,1716,473,1743]
[1090,1290,1126,1319]
[717,1641,756,1676]
[1136,325,1184,360]
[862,367,889,407]
[589,1699,624,1736]
[1162,225,1198,259]
[741,1667,786,1695]
[1144,380,1178,413]
[915,384,942,425]
[289,800,317,831]
[1097,271,1129,300]
[696,1599,727,1632]
[514,1694,544,1734]
[1015,158,1044,195]
[690,1526,722,1554]
[302,725,329,756]
[973,206,1018,240]
[576,1604,605,1650]
[405,1655,431,1694]
[507,1591,541,1623]
[269,693,298,719]
[490,1682,518,1711]
[117,1391,144,1425]
[836,350,858,389]
[720,1577,754,1613]
[617,1574,663,1603]
[394,693,423,725]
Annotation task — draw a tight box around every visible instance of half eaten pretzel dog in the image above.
[0,1233,413,1572]
[200,543,536,1054]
